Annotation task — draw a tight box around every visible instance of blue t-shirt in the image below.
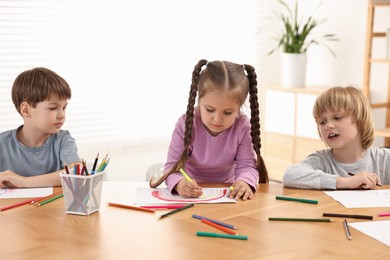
[0,126,80,176]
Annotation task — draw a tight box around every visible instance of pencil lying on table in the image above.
[192,214,237,230]
[196,232,248,240]
[0,197,41,212]
[201,219,237,235]
[158,203,194,219]
[269,217,332,222]
[275,196,318,204]
[107,202,155,213]
[37,193,64,207]
[32,191,63,205]
[323,213,373,220]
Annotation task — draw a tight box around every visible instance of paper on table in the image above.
[0,187,53,199]
[324,190,390,208]
[134,187,237,205]
[349,220,390,247]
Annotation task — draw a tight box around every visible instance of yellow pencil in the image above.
[97,154,108,172]
[179,168,205,198]
[179,168,193,183]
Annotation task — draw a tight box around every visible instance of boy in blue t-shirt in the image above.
[0,67,80,188]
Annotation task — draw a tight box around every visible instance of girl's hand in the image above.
[337,171,380,189]
[229,180,253,200]
[175,178,203,198]
[0,170,25,188]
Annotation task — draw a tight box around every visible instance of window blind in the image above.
[0,0,263,156]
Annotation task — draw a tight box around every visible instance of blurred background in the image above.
[0,0,389,181]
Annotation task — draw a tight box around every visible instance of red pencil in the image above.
[201,218,237,235]
[0,197,41,212]
[140,205,186,209]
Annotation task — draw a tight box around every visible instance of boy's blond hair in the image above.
[313,86,374,149]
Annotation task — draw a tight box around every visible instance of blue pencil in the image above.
[192,214,237,230]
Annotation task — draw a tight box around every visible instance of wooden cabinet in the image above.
[262,86,327,182]
[363,0,390,146]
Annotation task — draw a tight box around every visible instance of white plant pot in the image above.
[281,53,307,88]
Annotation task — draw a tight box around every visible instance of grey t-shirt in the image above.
[283,147,390,189]
[0,126,80,176]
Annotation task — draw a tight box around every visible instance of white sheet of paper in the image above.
[324,190,390,208]
[0,187,53,199]
[349,220,390,247]
[134,187,237,205]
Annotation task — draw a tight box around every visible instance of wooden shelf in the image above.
[363,0,390,145]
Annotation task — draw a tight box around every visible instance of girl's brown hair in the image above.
[150,59,268,187]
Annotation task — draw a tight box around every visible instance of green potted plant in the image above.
[267,0,338,87]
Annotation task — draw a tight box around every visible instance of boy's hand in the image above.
[0,170,25,188]
[229,180,253,201]
[337,171,380,189]
[175,178,203,198]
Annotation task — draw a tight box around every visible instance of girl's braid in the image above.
[150,59,207,188]
[243,64,269,183]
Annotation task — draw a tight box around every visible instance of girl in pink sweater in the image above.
[150,59,268,200]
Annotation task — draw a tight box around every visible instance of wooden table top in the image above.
[1,182,389,259]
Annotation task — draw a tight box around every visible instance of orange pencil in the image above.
[107,202,155,213]
[201,218,237,235]
[32,191,63,205]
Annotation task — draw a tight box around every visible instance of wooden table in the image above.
[1,182,389,259]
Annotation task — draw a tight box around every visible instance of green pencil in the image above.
[196,232,248,240]
[37,194,64,207]
[269,217,331,222]
[158,203,194,219]
[275,196,318,204]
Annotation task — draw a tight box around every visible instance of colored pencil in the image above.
[378,212,390,217]
[201,219,237,235]
[275,196,318,204]
[101,158,110,171]
[192,214,237,230]
[37,194,64,207]
[344,219,352,240]
[179,168,193,183]
[97,154,108,172]
[91,153,99,174]
[196,231,248,240]
[158,203,194,219]
[64,162,70,174]
[323,213,373,220]
[107,202,155,213]
[140,205,186,209]
[269,217,331,222]
[32,191,63,204]
[0,197,41,211]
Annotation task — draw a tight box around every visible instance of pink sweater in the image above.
[164,113,259,193]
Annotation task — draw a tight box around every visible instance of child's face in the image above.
[27,95,68,135]
[317,111,360,149]
[199,89,240,136]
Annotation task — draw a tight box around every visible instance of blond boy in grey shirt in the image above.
[283,86,389,189]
